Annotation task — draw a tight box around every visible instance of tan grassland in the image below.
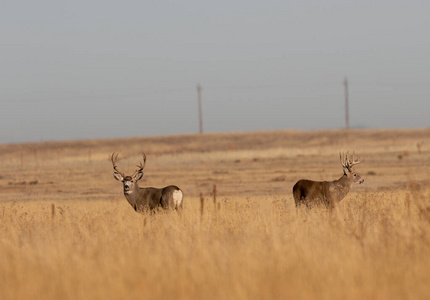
[0,129,429,300]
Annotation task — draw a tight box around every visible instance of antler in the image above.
[111,152,126,178]
[340,152,364,170]
[131,152,146,178]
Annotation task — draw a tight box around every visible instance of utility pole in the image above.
[197,83,203,134]
[344,77,350,130]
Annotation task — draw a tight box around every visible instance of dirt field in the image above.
[1,129,429,300]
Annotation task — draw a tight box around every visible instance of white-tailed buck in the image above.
[111,153,183,212]
[293,152,364,208]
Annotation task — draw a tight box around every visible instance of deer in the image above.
[111,152,183,212]
[293,152,364,209]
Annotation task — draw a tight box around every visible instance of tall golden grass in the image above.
[1,191,430,300]
[0,129,429,299]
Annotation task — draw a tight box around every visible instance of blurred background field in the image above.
[0,128,429,300]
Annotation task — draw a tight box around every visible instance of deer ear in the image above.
[113,172,123,181]
[134,172,143,181]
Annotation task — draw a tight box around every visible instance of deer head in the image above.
[111,152,146,194]
[339,152,364,184]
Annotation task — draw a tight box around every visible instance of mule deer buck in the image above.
[293,152,364,208]
[111,152,183,212]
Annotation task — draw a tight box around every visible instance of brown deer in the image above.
[293,152,364,208]
[111,153,183,212]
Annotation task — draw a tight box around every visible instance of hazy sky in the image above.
[1,0,429,144]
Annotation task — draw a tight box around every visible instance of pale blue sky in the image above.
[1,0,429,143]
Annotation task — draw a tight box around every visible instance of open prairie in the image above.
[1,129,429,300]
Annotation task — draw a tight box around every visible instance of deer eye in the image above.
[353,173,357,177]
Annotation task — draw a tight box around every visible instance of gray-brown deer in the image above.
[293,152,364,208]
[111,153,183,212]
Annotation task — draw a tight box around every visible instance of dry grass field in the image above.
[0,129,429,300]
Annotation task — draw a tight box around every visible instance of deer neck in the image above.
[124,184,142,210]
[333,174,353,201]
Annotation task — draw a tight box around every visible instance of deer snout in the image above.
[123,184,133,194]
[359,178,364,184]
